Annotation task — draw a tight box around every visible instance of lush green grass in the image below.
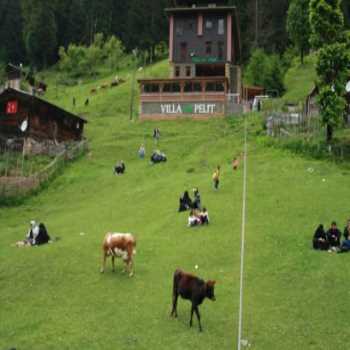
[1,60,350,350]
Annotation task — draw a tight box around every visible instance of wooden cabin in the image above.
[0,88,87,150]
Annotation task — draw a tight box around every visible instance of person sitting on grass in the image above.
[327,221,341,251]
[179,191,192,212]
[150,150,167,164]
[114,161,125,175]
[16,221,51,247]
[198,208,210,225]
[192,188,201,210]
[188,210,201,227]
[312,224,329,251]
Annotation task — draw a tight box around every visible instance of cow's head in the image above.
[206,280,216,301]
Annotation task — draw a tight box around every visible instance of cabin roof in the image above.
[0,88,87,124]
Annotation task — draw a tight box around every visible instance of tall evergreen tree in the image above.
[287,0,310,64]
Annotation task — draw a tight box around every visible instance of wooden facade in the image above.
[0,88,87,146]
[138,77,229,120]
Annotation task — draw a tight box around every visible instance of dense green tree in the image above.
[310,0,350,142]
[287,0,310,64]
[245,48,285,93]
[22,0,57,68]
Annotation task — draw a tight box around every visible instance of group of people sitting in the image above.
[151,150,167,164]
[178,188,201,212]
[313,220,350,253]
[188,208,210,227]
[114,160,126,175]
[16,221,51,247]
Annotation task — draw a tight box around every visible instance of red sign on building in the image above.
[6,100,18,114]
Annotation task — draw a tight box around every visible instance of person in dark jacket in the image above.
[192,188,201,210]
[326,221,341,249]
[312,224,329,250]
[179,191,192,212]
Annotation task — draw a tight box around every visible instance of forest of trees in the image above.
[0,0,349,70]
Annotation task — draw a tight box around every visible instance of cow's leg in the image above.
[126,258,133,277]
[194,306,202,332]
[100,252,107,273]
[111,255,115,272]
[170,289,179,317]
[189,305,194,328]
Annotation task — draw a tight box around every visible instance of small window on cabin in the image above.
[185,66,191,77]
[184,82,193,93]
[218,41,224,60]
[205,19,213,30]
[180,42,188,61]
[175,66,180,77]
[205,41,212,55]
[218,19,225,35]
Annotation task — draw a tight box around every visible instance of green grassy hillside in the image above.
[1,60,350,350]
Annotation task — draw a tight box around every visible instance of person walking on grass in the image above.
[212,165,220,190]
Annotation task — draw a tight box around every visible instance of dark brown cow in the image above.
[100,233,136,277]
[170,268,216,331]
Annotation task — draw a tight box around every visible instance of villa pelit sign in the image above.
[142,102,224,115]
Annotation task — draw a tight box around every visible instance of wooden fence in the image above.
[0,140,88,199]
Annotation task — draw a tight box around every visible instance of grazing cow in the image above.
[101,83,109,89]
[170,269,216,331]
[90,88,97,94]
[101,233,136,277]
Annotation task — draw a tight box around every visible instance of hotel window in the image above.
[176,24,183,36]
[193,82,202,92]
[205,41,212,55]
[218,41,224,60]
[175,66,180,77]
[185,66,191,77]
[180,42,188,60]
[218,19,225,35]
[184,82,193,93]
[205,19,213,29]
[144,84,160,93]
[163,83,181,93]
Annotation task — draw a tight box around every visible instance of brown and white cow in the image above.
[100,233,136,277]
